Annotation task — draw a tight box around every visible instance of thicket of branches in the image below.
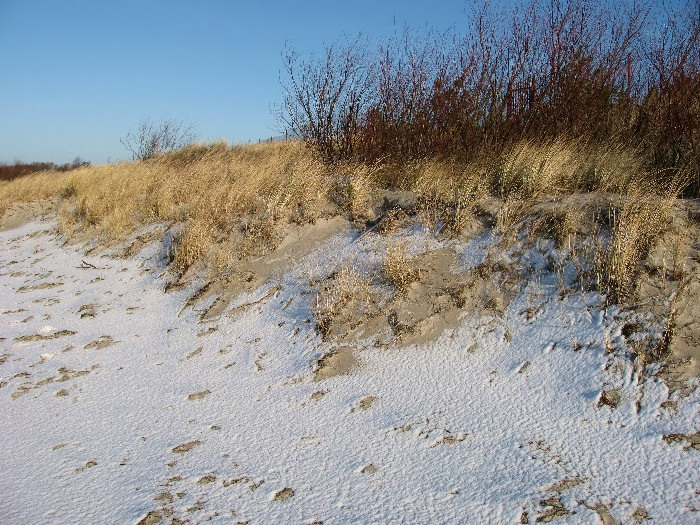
[0,158,90,182]
[121,119,197,161]
[280,0,700,191]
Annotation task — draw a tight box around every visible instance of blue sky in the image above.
[0,0,470,164]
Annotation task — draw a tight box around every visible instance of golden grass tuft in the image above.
[597,180,684,303]
[491,139,649,199]
[313,266,374,337]
[382,242,420,291]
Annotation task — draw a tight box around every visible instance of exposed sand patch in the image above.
[271,487,294,501]
[350,395,377,412]
[77,303,97,318]
[631,507,651,522]
[75,460,97,473]
[314,346,358,381]
[360,464,378,474]
[197,475,216,485]
[531,477,586,522]
[182,347,203,360]
[316,246,521,349]
[136,511,165,525]
[154,493,174,504]
[1,308,27,315]
[14,329,76,342]
[196,326,217,337]
[430,432,467,447]
[16,282,63,293]
[308,390,327,401]
[84,335,116,350]
[0,200,55,232]
[172,441,201,453]
[585,503,619,525]
[628,202,700,389]
[663,431,700,451]
[10,364,97,398]
[185,217,349,320]
[598,389,621,408]
[186,390,211,401]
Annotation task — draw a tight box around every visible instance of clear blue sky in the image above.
[0,0,471,164]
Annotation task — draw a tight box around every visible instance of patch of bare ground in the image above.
[172,440,201,454]
[182,216,349,320]
[0,199,57,232]
[527,477,586,522]
[583,502,618,525]
[314,244,520,349]
[313,346,358,381]
[350,395,377,412]
[620,199,700,391]
[84,335,116,350]
[187,390,211,401]
[497,192,700,393]
[14,329,76,342]
[16,282,63,293]
[663,431,700,451]
[137,510,168,525]
[272,487,295,501]
[10,364,98,398]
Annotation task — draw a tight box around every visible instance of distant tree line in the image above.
[280,0,700,190]
[0,157,91,182]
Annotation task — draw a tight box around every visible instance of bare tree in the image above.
[279,36,374,161]
[121,119,197,161]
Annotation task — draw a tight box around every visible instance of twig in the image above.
[354,215,386,243]
[79,260,98,269]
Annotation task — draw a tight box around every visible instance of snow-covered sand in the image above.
[1,219,698,524]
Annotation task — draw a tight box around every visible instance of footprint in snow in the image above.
[271,487,294,501]
[187,390,211,401]
[172,440,202,453]
[84,335,116,350]
[180,347,203,361]
[75,460,97,473]
[350,395,377,412]
[429,432,467,448]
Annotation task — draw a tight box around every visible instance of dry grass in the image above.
[313,266,374,337]
[0,141,334,273]
[492,140,646,199]
[0,138,689,303]
[381,242,420,292]
[596,182,683,303]
[411,159,486,233]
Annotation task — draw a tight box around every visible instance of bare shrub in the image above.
[281,0,699,192]
[121,119,197,161]
[279,37,374,161]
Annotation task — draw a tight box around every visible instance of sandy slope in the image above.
[1,217,698,524]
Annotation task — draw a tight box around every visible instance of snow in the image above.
[1,219,698,524]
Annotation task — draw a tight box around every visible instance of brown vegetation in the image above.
[0,158,90,182]
[281,0,699,194]
[0,1,697,336]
